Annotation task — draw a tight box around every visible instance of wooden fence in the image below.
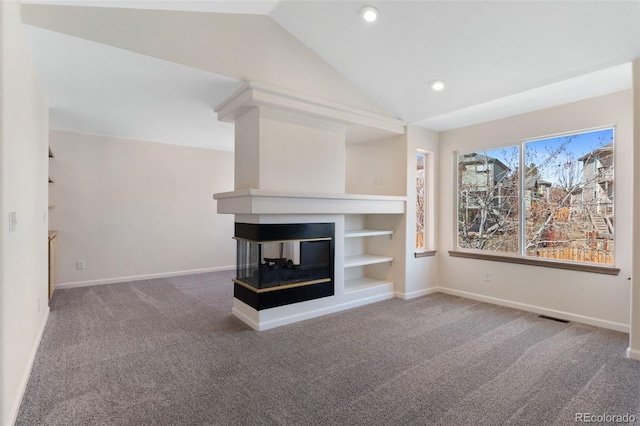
[526,243,614,265]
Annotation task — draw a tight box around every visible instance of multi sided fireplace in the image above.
[233,222,335,310]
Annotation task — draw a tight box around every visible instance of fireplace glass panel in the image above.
[236,239,332,290]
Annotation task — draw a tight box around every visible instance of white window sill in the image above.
[448,250,620,275]
[415,250,437,258]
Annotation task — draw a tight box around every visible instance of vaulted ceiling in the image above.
[21,1,640,151]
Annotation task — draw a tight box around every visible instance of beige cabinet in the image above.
[48,230,58,300]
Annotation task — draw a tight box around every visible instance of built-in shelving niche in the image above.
[344,215,397,298]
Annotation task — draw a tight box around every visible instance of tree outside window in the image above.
[416,152,426,249]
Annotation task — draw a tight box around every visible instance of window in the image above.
[457,146,520,253]
[457,128,614,266]
[416,150,436,257]
[416,152,426,249]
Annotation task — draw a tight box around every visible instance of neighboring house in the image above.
[525,177,552,210]
[458,153,513,228]
[458,153,511,189]
[574,143,614,235]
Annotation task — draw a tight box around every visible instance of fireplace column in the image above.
[213,82,406,330]
[228,102,346,194]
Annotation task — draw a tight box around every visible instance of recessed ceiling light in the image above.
[361,6,380,22]
[430,80,447,91]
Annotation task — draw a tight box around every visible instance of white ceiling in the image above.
[270,1,639,123]
[21,1,640,150]
[25,25,243,150]
[23,0,281,15]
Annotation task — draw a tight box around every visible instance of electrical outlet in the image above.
[37,298,41,313]
[484,271,492,282]
[76,260,85,270]
[374,176,383,186]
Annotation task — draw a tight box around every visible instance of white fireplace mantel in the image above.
[215,81,405,144]
[213,189,406,215]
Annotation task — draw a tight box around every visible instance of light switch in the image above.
[9,212,17,233]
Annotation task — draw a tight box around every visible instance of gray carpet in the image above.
[16,270,640,425]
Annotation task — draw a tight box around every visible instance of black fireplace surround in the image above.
[233,222,335,310]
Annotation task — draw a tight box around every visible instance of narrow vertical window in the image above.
[416,152,426,249]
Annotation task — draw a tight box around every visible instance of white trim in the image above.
[232,292,394,331]
[7,307,50,426]
[215,80,405,134]
[626,347,640,361]
[213,189,406,215]
[231,302,260,330]
[56,266,235,289]
[395,287,439,300]
[436,287,629,332]
[214,188,407,202]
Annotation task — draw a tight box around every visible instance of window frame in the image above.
[416,149,436,258]
[451,126,619,275]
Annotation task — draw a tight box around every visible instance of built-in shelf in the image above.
[344,277,392,293]
[345,229,393,238]
[345,254,393,268]
[343,218,395,299]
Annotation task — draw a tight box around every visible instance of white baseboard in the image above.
[626,347,640,361]
[436,287,629,333]
[7,307,50,426]
[395,287,439,300]
[56,265,235,289]
[232,292,395,331]
[258,292,394,331]
[234,284,629,334]
[231,303,260,330]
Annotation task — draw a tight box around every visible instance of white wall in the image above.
[630,61,640,359]
[49,130,235,287]
[234,108,260,191]
[401,126,439,298]
[259,109,346,193]
[345,136,406,197]
[438,90,633,331]
[1,1,50,424]
[234,108,346,194]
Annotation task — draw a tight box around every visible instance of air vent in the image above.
[538,315,570,324]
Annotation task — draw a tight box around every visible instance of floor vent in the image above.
[538,314,570,324]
